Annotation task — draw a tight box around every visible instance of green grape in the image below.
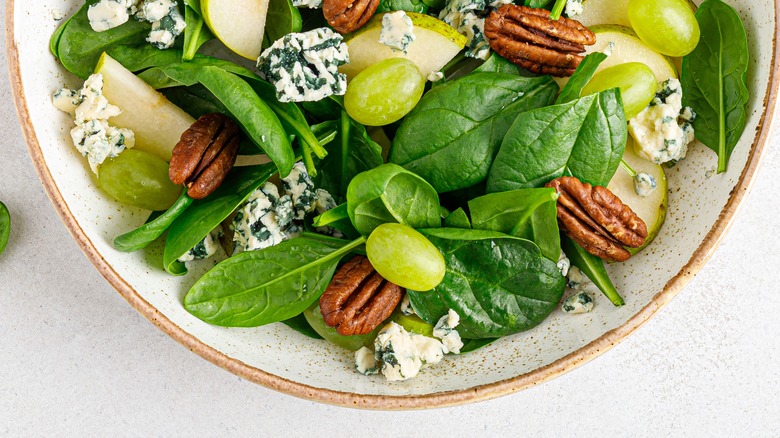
[581,62,657,119]
[98,149,181,211]
[344,58,425,126]
[303,303,380,351]
[366,223,445,291]
[627,0,700,57]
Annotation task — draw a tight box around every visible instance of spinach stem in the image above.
[549,0,567,20]
[441,51,468,76]
[269,104,328,159]
[301,141,317,177]
[300,231,350,245]
[619,159,637,178]
[339,110,351,194]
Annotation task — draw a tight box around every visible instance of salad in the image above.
[49,0,750,382]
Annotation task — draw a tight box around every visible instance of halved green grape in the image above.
[366,223,445,291]
[98,149,181,211]
[344,58,425,126]
[627,0,700,57]
[581,62,657,119]
[303,303,379,351]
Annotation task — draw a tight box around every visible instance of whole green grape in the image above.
[98,149,181,211]
[627,0,700,57]
[366,223,445,291]
[581,62,657,119]
[345,58,425,126]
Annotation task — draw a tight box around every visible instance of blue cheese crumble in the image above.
[557,251,571,277]
[257,28,349,103]
[562,266,597,314]
[562,291,594,314]
[53,74,135,174]
[281,162,317,220]
[355,347,380,375]
[88,0,185,50]
[400,294,415,316]
[292,0,322,7]
[633,172,657,197]
[433,310,464,354]
[379,11,416,53]
[564,0,583,17]
[439,0,501,60]
[178,228,222,263]
[629,78,697,164]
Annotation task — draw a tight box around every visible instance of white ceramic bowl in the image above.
[7,0,779,408]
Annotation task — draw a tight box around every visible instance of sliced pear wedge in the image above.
[607,137,668,254]
[95,53,195,162]
[202,0,270,60]
[341,12,467,80]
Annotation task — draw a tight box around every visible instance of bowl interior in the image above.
[8,0,778,407]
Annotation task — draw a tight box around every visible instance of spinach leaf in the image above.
[460,338,497,354]
[390,73,559,193]
[314,112,384,201]
[346,164,441,236]
[468,188,560,261]
[184,236,366,326]
[681,0,749,174]
[312,203,360,238]
[114,191,194,252]
[376,0,428,13]
[443,207,471,229]
[263,0,303,48]
[487,88,627,192]
[164,163,276,275]
[282,314,324,339]
[183,0,215,61]
[0,202,10,256]
[475,53,520,76]
[407,228,565,339]
[524,0,552,7]
[139,63,295,176]
[302,96,344,122]
[556,52,608,104]
[52,0,150,78]
[561,236,624,306]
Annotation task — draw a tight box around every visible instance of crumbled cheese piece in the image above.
[564,0,583,17]
[400,294,415,316]
[633,172,657,197]
[52,9,64,21]
[557,251,571,277]
[562,291,594,314]
[427,71,444,82]
[232,183,293,253]
[88,0,138,31]
[629,78,697,164]
[292,0,322,7]
[147,6,186,49]
[432,310,463,354]
[439,0,490,60]
[355,347,380,375]
[53,74,134,174]
[178,228,222,263]
[257,28,349,103]
[141,0,175,21]
[379,11,415,53]
[373,322,448,381]
[281,162,317,220]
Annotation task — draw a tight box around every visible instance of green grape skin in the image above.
[627,0,700,57]
[581,62,657,119]
[97,149,182,211]
[366,223,446,291]
[344,58,425,127]
[303,303,380,351]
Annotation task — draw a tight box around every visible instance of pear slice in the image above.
[555,25,678,89]
[95,53,195,161]
[202,0,270,60]
[607,137,668,254]
[341,12,467,80]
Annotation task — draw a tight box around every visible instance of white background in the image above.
[1,6,779,436]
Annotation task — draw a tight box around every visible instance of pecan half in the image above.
[484,5,596,77]
[320,256,404,336]
[547,176,648,262]
[323,0,380,33]
[169,113,240,200]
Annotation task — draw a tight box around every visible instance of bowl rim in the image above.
[6,0,779,410]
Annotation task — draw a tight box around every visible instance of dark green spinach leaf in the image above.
[282,314,324,339]
[377,0,428,13]
[468,188,560,261]
[475,53,520,76]
[0,201,10,256]
[114,191,194,252]
[183,0,215,61]
[443,207,471,229]
[561,236,624,306]
[460,338,497,354]
[556,52,608,104]
[264,0,303,48]
[681,0,749,174]
[346,164,441,236]
[390,73,559,193]
[487,88,627,192]
[184,236,366,326]
[407,228,565,339]
[164,163,276,275]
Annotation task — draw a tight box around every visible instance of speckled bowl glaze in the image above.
[7,0,779,409]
